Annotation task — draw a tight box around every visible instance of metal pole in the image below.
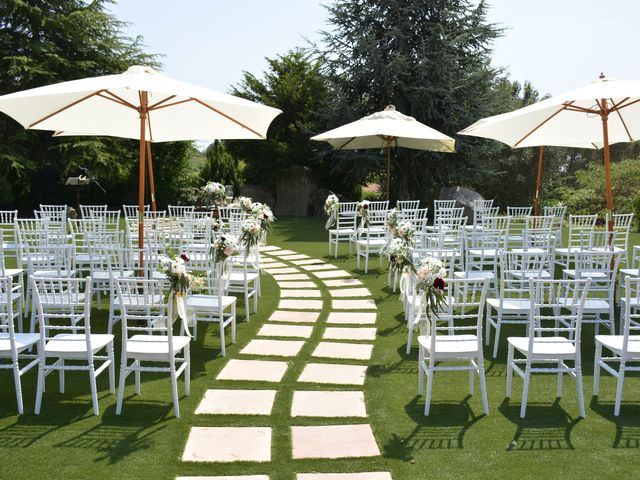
[138,91,148,271]
[386,139,391,201]
[146,141,157,211]
[534,145,545,216]
[601,98,614,244]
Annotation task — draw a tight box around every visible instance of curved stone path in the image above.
[178,245,392,480]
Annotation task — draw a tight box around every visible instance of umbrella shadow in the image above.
[590,397,640,448]
[498,397,582,450]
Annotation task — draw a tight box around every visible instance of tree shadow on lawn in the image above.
[54,401,172,464]
[590,397,640,448]
[383,395,485,460]
[498,397,582,450]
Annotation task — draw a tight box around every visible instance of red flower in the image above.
[363,204,369,209]
[180,253,190,263]
[433,278,446,290]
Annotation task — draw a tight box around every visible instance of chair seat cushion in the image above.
[229,271,259,282]
[595,335,640,355]
[454,271,494,280]
[563,270,608,279]
[467,248,498,257]
[117,294,165,308]
[508,336,576,356]
[486,298,529,312]
[1,268,23,278]
[620,268,640,277]
[509,270,551,279]
[0,333,39,354]
[557,297,610,311]
[418,334,479,355]
[328,228,356,235]
[187,294,236,309]
[92,270,134,280]
[45,333,113,354]
[126,334,190,356]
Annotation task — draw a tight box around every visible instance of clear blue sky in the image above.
[109,0,640,98]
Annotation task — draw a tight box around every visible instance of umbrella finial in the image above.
[599,72,606,80]
[385,104,396,111]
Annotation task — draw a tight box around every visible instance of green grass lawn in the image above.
[1,217,639,480]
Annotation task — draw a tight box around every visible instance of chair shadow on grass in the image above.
[368,345,419,378]
[54,402,171,464]
[498,397,582,450]
[590,397,640,448]
[382,395,484,460]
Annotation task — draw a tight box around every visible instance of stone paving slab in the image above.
[270,250,298,257]
[261,262,287,269]
[241,339,306,357]
[291,425,380,459]
[183,427,271,462]
[298,363,367,386]
[322,278,364,288]
[280,289,322,298]
[332,299,376,310]
[272,273,310,281]
[323,327,377,341]
[277,254,309,260]
[195,389,277,415]
[328,288,371,298]
[326,312,377,325]
[291,391,367,417]
[258,324,314,338]
[259,246,281,252]
[297,474,392,480]
[264,267,299,274]
[269,310,320,323]
[178,476,270,480]
[291,258,326,266]
[278,299,323,310]
[312,270,352,279]
[312,342,373,361]
[276,281,317,289]
[217,359,288,383]
[300,264,338,271]
[260,257,279,263]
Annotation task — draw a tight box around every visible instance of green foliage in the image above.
[200,141,243,193]
[152,142,199,208]
[552,158,640,216]
[632,195,640,232]
[0,175,14,205]
[226,49,331,187]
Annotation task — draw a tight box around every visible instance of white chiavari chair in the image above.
[355,210,388,273]
[328,201,358,257]
[555,214,597,269]
[80,204,108,218]
[0,210,19,264]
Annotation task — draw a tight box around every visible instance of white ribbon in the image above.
[325,211,337,230]
[154,291,195,338]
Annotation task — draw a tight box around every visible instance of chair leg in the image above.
[557,362,563,398]
[108,344,116,394]
[88,364,99,416]
[478,361,489,416]
[231,304,237,343]
[424,364,434,416]
[418,347,424,394]
[170,362,180,418]
[116,364,127,415]
[506,345,514,398]
[576,366,585,418]
[135,363,141,395]
[520,367,531,419]
[614,364,626,417]
[184,345,191,396]
[13,362,24,415]
[219,314,226,357]
[492,316,502,358]
[59,360,65,393]
[469,361,475,395]
[406,322,413,355]
[34,363,45,415]
[593,341,602,396]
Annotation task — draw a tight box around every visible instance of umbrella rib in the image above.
[29,89,106,128]
[147,95,177,110]
[149,98,195,111]
[337,137,357,149]
[513,102,571,147]
[610,97,640,113]
[611,98,633,142]
[98,91,138,110]
[190,98,264,138]
[562,104,599,114]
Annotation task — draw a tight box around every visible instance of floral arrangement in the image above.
[415,256,448,319]
[251,202,275,233]
[386,207,399,234]
[234,196,254,214]
[324,194,340,229]
[395,220,416,246]
[384,238,414,274]
[240,218,262,249]
[160,253,205,295]
[357,200,370,227]
[202,181,226,204]
[211,236,238,263]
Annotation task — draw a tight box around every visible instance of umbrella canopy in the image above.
[459,74,640,228]
[311,105,455,199]
[0,65,281,256]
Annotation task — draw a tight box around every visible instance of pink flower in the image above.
[180,253,190,263]
[224,245,235,256]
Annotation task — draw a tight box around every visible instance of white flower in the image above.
[324,194,340,214]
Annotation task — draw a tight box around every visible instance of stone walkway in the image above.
[179,245,392,479]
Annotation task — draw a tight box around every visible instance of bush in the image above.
[632,196,640,232]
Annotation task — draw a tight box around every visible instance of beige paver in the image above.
[276,281,317,289]
[217,359,288,382]
[260,257,279,263]
[312,270,352,279]
[291,391,367,417]
[241,339,305,357]
[195,389,276,415]
[297,474,392,480]
[291,425,380,459]
[323,327,377,341]
[322,278,363,287]
[312,342,373,361]
[178,476,270,480]
[278,254,309,260]
[259,246,281,252]
[269,310,320,323]
[272,273,310,281]
[182,427,271,462]
[291,258,326,266]
[278,299,323,310]
[258,324,314,338]
[329,288,371,298]
[300,264,338,271]
[332,299,376,310]
[280,289,322,298]
[261,262,287,269]
[270,250,298,256]
[327,312,377,325]
[265,267,299,274]
[298,363,367,386]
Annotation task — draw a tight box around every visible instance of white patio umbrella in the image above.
[0,65,281,253]
[459,74,640,232]
[311,105,455,199]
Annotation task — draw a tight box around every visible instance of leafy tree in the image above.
[226,49,330,187]
[200,141,243,193]
[0,0,193,208]
[318,0,511,201]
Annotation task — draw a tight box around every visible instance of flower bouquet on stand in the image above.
[202,182,226,207]
[235,196,254,214]
[159,253,205,335]
[357,200,370,228]
[251,202,275,245]
[414,256,448,335]
[384,238,414,274]
[211,236,239,264]
[324,194,340,229]
[240,218,262,251]
[386,207,399,235]
[395,220,416,247]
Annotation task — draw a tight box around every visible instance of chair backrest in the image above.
[523,215,555,251]
[433,199,457,215]
[527,278,590,360]
[572,250,620,299]
[397,200,420,210]
[122,204,150,219]
[0,210,18,260]
[368,201,390,213]
[567,214,597,249]
[472,199,494,210]
[610,213,634,257]
[502,249,550,281]
[114,277,175,359]
[168,205,195,218]
[473,205,499,226]
[434,207,465,230]
[32,276,94,355]
[80,204,108,218]
[35,206,67,234]
[506,206,533,218]
[228,211,248,236]
[25,243,74,275]
[621,276,640,356]
[423,277,489,352]
[0,276,19,357]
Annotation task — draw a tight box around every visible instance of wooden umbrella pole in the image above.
[138,91,148,272]
[146,141,157,211]
[601,98,614,245]
[386,139,391,201]
[534,145,545,216]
